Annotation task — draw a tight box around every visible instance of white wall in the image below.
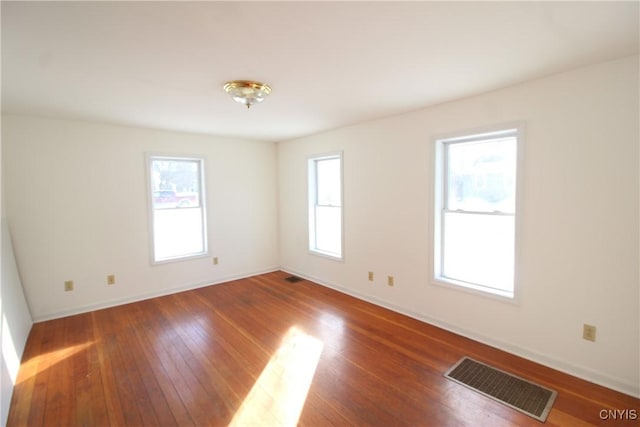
[278,56,639,397]
[2,115,279,321]
[1,118,34,426]
[1,219,33,426]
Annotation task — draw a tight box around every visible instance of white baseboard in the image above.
[280,267,640,399]
[33,267,279,322]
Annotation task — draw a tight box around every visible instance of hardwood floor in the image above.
[8,271,639,426]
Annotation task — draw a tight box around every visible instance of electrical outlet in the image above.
[387,276,394,287]
[583,324,596,342]
[368,271,374,281]
[213,257,219,265]
[107,274,115,285]
[64,280,74,292]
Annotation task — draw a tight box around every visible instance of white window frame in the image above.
[146,153,208,264]
[308,152,344,261]
[432,126,523,300]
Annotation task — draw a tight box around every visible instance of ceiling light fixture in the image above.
[223,80,272,109]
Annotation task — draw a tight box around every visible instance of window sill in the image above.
[309,249,343,262]
[152,252,209,266]
[433,276,516,303]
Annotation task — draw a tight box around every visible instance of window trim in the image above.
[146,153,208,265]
[308,151,344,261]
[432,125,524,302]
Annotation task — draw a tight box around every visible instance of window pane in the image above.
[442,212,514,293]
[153,208,205,261]
[149,155,206,263]
[447,137,516,213]
[316,158,341,206]
[151,159,201,209]
[315,206,342,256]
[309,153,343,260]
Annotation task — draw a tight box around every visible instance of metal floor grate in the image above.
[444,357,557,422]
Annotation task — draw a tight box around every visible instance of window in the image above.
[148,155,207,263]
[434,128,519,298]
[308,153,343,259]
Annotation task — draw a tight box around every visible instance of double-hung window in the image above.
[148,154,207,263]
[434,128,520,298]
[308,153,343,260]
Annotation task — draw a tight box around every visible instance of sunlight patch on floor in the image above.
[16,340,94,385]
[229,326,324,427]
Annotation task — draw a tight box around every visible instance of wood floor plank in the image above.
[6,322,45,426]
[94,309,145,427]
[136,303,214,426]
[127,299,195,426]
[67,312,98,427]
[81,317,110,427]
[28,318,66,426]
[151,293,237,421]
[7,271,640,426]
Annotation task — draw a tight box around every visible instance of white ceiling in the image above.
[2,1,638,142]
